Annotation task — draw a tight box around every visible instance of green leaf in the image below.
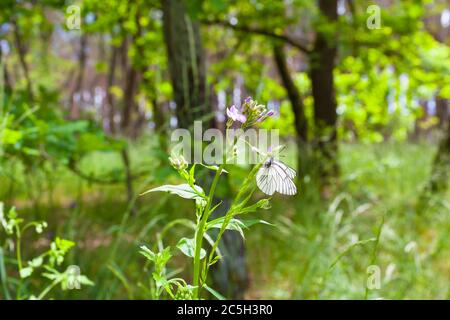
[210,0,226,12]
[76,133,110,153]
[157,247,173,267]
[187,0,203,18]
[0,247,11,299]
[107,262,134,299]
[1,128,22,145]
[238,199,271,214]
[77,275,94,286]
[238,219,275,228]
[152,272,168,288]
[205,218,239,230]
[206,218,274,239]
[28,256,43,268]
[55,237,75,252]
[328,238,377,272]
[208,255,221,267]
[139,245,156,262]
[189,164,196,185]
[176,238,206,259]
[20,266,33,279]
[204,284,226,300]
[140,184,205,200]
[199,164,228,174]
[208,218,245,239]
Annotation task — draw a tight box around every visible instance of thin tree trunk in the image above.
[162,0,247,299]
[162,0,208,129]
[134,6,166,141]
[152,97,167,151]
[121,148,137,215]
[412,100,428,141]
[273,43,308,142]
[309,0,338,181]
[436,98,449,129]
[70,34,88,119]
[273,43,310,178]
[106,44,118,134]
[12,19,33,102]
[119,22,141,137]
[121,37,138,134]
[428,114,450,192]
[0,42,12,93]
[135,47,167,148]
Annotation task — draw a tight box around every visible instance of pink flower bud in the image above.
[226,105,247,123]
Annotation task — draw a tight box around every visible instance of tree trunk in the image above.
[12,19,33,102]
[69,34,87,119]
[309,0,338,181]
[436,98,449,129]
[273,42,309,178]
[0,42,12,93]
[162,0,247,299]
[162,0,208,129]
[428,113,450,192]
[105,43,118,134]
[134,6,166,145]
[121,148,137,215]
[273,43,308,142]
[121,40,139,134]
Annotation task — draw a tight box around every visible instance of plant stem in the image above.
[0,248,12,300]
[15,224,25,273]
[15,227,23,300]
[192,164,224,299]
[37,280,60,300]
[16,236,22,271]
[364,215,384,300]
[203,165,261,283]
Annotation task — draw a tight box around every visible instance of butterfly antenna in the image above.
[237,137,268,157]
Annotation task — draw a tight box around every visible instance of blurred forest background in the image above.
[0,0,449,299]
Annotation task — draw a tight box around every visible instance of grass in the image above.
[246,142,449,299]
[0,141,449,299]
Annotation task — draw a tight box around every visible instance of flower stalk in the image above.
[192,163,224,299]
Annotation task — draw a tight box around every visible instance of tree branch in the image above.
[67,158,147,185]
[201,19,311,54]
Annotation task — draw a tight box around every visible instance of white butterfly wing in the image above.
[256,167,276,195]
[272,160,296,179]
[271,160,297,195]
[256,159,297,196]
[278,175,297,195]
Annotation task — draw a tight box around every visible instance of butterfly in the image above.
[256,157,297,196]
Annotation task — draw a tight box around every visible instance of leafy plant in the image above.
[139,98,287,299]
[0,202,93,300]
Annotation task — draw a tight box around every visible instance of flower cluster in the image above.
[169,154,188,171]
[226,97,274,128]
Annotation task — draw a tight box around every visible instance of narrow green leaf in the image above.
[0,247,11,299]
[200,164,228,174]
[152,272,168,288]
[189,164,196,185]
[238,199,271,215]
[207,217,273,231]
[140,184,205,200]
[204,284,226,300]
[139,245,156,262]
[328,238,377,272]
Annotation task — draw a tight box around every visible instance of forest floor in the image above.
[1,141,449,299]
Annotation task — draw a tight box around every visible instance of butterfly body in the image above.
[264,157,274,168]
[256,158,297,196]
